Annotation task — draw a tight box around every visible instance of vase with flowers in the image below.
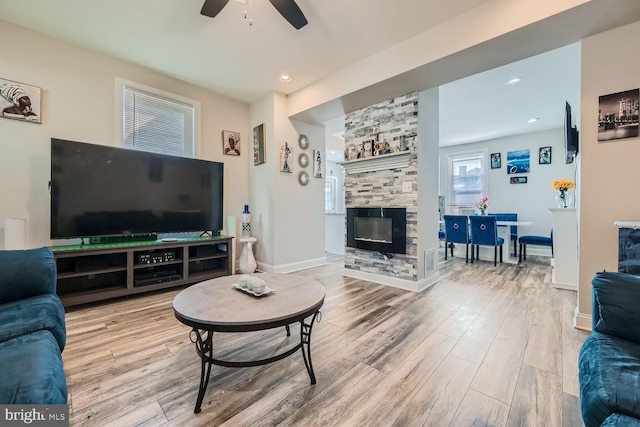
[552,178,575,208]
[474,196,489,215]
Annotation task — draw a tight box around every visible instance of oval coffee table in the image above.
[173,272,325,413]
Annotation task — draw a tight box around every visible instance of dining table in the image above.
[496,220,533,264]
[439,218,533,264]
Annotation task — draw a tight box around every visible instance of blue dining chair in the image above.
[469,215,504,266]
[518,230,553,263]
[443,215,471,263]
[494,213,518,257]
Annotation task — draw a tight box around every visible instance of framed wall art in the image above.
[313,149,323,178]
[598,88,639,142]
[253,123,266,166]
[0,78,42,124]
[491,153,501,169]
[506,149,530,174]
[222,130,240,156]
[539,146,551,164]
[510,176,528,184]
[280,141,293,173]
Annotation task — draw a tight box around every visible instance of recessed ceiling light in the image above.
[506,77,522,85]
[279,74,292,83]
[528,117,539,123]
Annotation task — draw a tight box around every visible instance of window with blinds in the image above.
[449,151,485,213]
[123,86,195,157]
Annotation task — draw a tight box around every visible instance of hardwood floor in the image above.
[62,251,589,426]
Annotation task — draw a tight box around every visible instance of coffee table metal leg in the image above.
[300,311,320,384]
[190,328,213,413]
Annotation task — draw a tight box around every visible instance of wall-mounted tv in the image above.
[565,101,579,164]
[50,138,224,240]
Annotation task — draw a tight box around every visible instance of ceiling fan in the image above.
[201,0,308,29]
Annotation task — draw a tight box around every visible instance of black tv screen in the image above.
[565,101,579,164]
[50,138,224,239]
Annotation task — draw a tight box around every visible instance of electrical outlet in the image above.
[402,182,412,193]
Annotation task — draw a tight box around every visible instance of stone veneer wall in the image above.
[343,92,419,281]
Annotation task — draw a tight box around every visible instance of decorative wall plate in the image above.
[298,134,309,150]
[298,153,309,167]
[298,171,309,186]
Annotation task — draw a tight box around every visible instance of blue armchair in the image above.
[443,215,471,263]
[0,248,67,404]
[469,215,504,266]
[579,271,640,426]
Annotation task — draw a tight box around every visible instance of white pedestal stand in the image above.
[550,208,578,291]
[238,237,257,274]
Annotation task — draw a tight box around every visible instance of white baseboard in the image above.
[341,268,440,292]
[574,306,592,331]
[552,282,577,291]
[257,257,327,274]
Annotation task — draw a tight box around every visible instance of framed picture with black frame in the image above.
[539,146,552,164]
[490,153,501,169]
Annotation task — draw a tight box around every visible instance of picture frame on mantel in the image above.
[0,77,42,124]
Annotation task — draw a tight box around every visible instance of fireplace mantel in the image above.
[338,151,412,174]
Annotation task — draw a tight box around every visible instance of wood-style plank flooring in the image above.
[62,250,589,426]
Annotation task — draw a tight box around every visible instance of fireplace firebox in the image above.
[346,207,407,254]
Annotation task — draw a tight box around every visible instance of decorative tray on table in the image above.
[232,283,275,298]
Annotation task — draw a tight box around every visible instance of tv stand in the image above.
[51,236,233,307]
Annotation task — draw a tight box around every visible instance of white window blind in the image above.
[123,87,195,157]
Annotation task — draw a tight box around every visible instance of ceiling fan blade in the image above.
[201,0,231,18]
[268,0,308,29]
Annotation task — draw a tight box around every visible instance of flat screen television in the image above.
[565,101,579,164]
[50,138,224,240]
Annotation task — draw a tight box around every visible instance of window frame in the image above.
[115,77,201,158]
[325,175,338,213]
[447,149,488,214]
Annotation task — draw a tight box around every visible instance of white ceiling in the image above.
[0,1,637,155]
[0,0,493,103]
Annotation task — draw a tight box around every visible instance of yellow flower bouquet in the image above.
[551,178,575,208]
[551,178,576,192]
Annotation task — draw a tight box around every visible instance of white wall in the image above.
[0,21,249,249]
[325,159,345,255]
[439,128,577,252]
[578,19,640,327]
[249,93,326,272]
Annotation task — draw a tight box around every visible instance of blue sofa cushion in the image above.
[592,271,640,344]
[579,331,640,427]
[0,330,67,404]
[601,414,640,426]
[0,294,66,350]
[0,248,56,305]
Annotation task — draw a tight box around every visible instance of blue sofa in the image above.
[579,271,640,427]
[0,247,68,404]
